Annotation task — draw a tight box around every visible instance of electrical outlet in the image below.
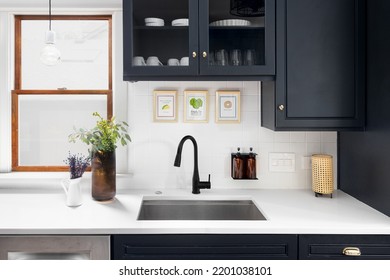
[269,153,296,172]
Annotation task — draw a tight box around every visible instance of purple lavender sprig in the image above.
[64,152,91,179]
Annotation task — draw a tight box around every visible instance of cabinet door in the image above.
[112,234,297,260]
[198,0,275,76]
[299,235,390,260]
[123,0,199,81]
[262,0,365,130]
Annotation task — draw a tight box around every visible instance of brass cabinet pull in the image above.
[192,51,197,58]
[278,104,285,111]
[342,247,361,256]
[202,51,207,58]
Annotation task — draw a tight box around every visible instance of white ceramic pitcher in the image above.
[61,177,83,207]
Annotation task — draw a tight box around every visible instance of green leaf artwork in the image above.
[189,98,203,109]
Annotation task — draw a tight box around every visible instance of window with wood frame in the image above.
[12,15,113,171]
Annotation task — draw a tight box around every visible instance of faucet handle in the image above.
[198,174,211,190]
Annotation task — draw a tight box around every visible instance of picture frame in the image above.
[215,90,241,123]
[153,90,178,122]
[184,90,209,123]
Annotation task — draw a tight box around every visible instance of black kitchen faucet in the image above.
[174,135,211,194]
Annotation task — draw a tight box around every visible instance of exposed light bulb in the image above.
[40,30,61,66]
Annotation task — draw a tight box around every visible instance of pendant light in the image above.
[230,0,265,17]
[40,0,61,66]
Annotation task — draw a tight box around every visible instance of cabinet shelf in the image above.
[209,26,264,30]
[134,26,189,31]
[134,26,263,31]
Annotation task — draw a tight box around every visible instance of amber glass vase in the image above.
[91,150,116,201]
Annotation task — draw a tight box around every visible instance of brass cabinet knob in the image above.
[278,104,285,111]
[192,51,197,58]
[202,51,207,58]
[342,247,361,256]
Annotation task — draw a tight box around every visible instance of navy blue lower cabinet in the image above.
[111,234,298,260]
[299,235,390,260]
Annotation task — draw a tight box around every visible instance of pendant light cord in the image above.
[49,0,52,31]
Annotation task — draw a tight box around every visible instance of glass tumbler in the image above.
[244,49,256,65]
[216,49,229,66]
[230,49,242,66]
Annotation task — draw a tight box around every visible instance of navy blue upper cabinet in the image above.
[123,0,275,81]
[262,0,365,130]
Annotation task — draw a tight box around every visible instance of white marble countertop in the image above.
[0,178,389,235]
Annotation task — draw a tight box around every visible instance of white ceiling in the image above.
[0,0,121,9]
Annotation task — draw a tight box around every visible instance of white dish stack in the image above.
[145,17,165,26]
[209,19,251,27]
[171,18,189,26]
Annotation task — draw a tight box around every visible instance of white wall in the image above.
[127,81,337,190]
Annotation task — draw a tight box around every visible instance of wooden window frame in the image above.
[12,15,113,172]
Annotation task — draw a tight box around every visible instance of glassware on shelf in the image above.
[209,51,215,65]
[230,49,242,66]
[216,49,229,66]
[243,49,256,65]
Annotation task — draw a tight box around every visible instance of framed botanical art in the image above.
[184,90,209,123]
[153,90,177,122]
[216,90,241,123]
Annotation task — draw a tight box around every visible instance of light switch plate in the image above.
[269,153,296,172]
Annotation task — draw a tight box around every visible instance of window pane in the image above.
[18,95,107,166]
[21,20,109,90]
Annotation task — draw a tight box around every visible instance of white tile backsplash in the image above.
[321,131,338,143]
[306,132,321,142]
[274,131,290,143]
[290,132,306,143]
[127,81,337,190]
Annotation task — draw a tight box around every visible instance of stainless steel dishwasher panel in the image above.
[0,235,110,260]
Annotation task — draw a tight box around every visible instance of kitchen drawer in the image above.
[299,235,390,260]
[112,234,298,260]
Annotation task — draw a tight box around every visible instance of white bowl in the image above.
[234,19,251,26]
[172,18,189,26]
[144,17,164,25]
[210,19,251,27]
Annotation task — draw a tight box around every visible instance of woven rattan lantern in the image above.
[311,154,334,198]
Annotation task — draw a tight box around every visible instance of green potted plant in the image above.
[69,112,131,202]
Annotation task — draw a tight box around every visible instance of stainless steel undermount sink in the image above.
[137,199,266,221]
